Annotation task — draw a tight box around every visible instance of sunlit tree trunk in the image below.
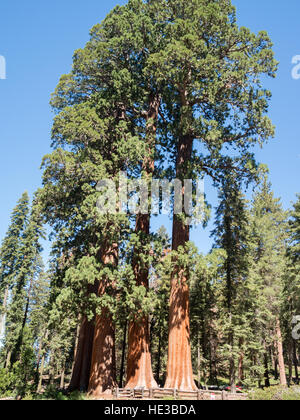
[69,315,95,392]
[155,324,162,385]
[37,330,49,393]
[60,364,65,390]
[88,244,118,396]
[0,287,8,339]
[126,94,160,390]
[276,318,287,386]
[164,133,197,391]
[293,339,299,383]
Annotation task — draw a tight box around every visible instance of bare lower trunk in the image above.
[119,321,127,388]
[274,357,279,380]
[293,339,299,383]
[288,339,293,385]
[165,134,196,391]
[0,287,8,338]
[126,95,160,390]
[197,331,201,387]
[238,354,244,386]
[60,365,65,390]
[71,321,81,373]
[126,316,157,389]
[276,319,287,386]
[37,330,49,393]
[37,352,45,393]
[264,352,270,388]
[229,351,236,393]
[126,216,157,390]
[5,351,11,369]
[209,330,218,385]
[165,268,196,390]
[88,308,116,396]
[69,286,97,392]
[238,338,244,386]
[88,245,118,397]
[155,325,162,385]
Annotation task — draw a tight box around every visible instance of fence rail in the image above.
[114,387,248,401]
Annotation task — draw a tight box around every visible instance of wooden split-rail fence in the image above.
[114,387,248,401]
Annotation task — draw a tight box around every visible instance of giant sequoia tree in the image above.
[39,0,163,394]
[37,0,277,394]
[146,0,277,390]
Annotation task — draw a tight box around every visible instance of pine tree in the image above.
[0,193,30,348]
[190,249,226,387]
[212,172,250,392]
[0,193,30,362]
[5,201,44,367]
[282,194,300,384]
[247,175,289,387]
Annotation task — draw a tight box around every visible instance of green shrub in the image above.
[0,368,17,398]
[249,386,300,401]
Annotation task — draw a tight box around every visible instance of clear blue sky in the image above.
[0,0,299,259]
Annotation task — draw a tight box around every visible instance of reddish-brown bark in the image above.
[126,314,157,389]
[126,214,157,389]
[69,316,95,392]
[88,307,116,396]
[164,134,197,391]
[69,281,99,392]
[88,244,118,396]
[276,318,287,386]
[125,95,160,389]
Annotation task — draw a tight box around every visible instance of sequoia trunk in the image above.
[69,315,95,392]
[125,215,157,389]
[88,307,116,396]
[165,134,197,391]
[125,94,160,389]
[88,244,118,396]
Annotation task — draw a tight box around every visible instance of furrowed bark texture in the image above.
[69,315,95,392]
[165,134,197,391]
[88,244,118,396]
[126,94,160,389]
[126,215,157,389]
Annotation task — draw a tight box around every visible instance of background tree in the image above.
[0,192,30,351]
[212,172,250,392]
[247,175,288,387]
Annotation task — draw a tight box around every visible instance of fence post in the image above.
[173,388,177,399]
[116,387,119,399]
[222,391,228,400]
[149,388,154,399]
[197,390,203,400]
